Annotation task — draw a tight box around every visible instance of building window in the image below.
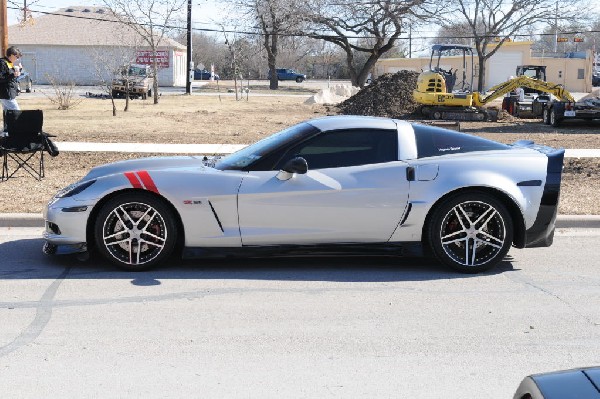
[578,69,584,79]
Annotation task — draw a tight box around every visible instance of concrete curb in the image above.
[1,213,599,229]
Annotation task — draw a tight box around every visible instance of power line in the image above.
[8,5,600,40]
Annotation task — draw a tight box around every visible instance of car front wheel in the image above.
[428,192,513,273]
[94,192,178,271]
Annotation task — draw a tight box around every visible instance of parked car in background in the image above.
[111,64,154,99]
[593,73,600,87]
[268,68,306,83]
[194,69,220,80]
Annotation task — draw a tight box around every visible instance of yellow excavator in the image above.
[413,44,575,121]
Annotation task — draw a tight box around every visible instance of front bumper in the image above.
[43,198,93,255]
[112,85,147,94]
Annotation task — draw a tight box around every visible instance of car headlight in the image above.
[55,179,96,198]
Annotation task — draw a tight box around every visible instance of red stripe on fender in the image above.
[136,170,160,194]
[125,172,143,189]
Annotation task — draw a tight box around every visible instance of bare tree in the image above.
[102,0,185,104]
[221,25,246,100]
[231,0,303,89]
[174,32,230,77]
[532,17,600,54]
[451,0,586,91]
[88,30,142,115]
[302,0,438,87]
[432,22,474,47]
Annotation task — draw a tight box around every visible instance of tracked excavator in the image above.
[413,44,575,121]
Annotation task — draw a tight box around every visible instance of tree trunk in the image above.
[124,84,130,112]
[265,33,279,90]
[153,59,159,104]
[477,55,486,92]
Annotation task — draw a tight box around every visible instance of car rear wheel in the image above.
[427,192,513,273]
[94,192,178,271]
[542,108,550,125]
[550,108,562,127]
[295,77,304,83]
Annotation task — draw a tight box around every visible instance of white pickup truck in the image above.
[111,64,154,99]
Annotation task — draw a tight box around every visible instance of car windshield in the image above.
[215,122,316,170]
[128,66,147,76]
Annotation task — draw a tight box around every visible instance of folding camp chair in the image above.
[1,110,46,181]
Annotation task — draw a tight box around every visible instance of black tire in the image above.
[25,78,32,93]
[550,108,562,127]
[427,192,514,273]
[141,92,147,100]
[148,88,152,97]
[432,110,442,120]
[542,108,550,125]
[295,77,304,83]
[513,103,520,117]
[94,192,178,271]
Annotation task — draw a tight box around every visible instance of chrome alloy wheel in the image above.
[439,200,506,267]
[101,201,168,266]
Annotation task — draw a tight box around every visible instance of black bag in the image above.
[42,133,59,157]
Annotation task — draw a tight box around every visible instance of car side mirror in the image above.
[276,157,308,181]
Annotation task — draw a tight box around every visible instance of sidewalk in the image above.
[1,213,599,229]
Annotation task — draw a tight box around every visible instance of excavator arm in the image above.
[473,75,575,106]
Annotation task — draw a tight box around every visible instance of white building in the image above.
[8,6,187,87]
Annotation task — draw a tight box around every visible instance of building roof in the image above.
[9,6,185,49]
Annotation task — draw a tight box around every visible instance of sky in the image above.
[7,0,228,31]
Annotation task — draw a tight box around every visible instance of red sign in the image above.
[574,37,584,42]
[136,50,170,68]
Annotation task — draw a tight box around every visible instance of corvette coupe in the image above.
[43,115,564,273]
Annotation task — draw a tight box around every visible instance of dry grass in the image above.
[29,94,331,144]
[0,92,598,215]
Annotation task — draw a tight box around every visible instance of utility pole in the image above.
[0,0,7,56]
[408,24,412,58]
[553,0,558,53]
[185,0,192,94]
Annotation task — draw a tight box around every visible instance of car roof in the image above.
[306,115,406,132]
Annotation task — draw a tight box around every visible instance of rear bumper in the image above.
[524,148,565,247]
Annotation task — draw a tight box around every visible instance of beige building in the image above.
[8,6,187,87]
[375,41,594,93]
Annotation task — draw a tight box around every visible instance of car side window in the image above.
[276,128,398,170]
[412,124,509,158]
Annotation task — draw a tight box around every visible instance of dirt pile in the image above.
[337,71,420,118]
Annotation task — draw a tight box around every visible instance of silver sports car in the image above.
[43,115,564,273]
